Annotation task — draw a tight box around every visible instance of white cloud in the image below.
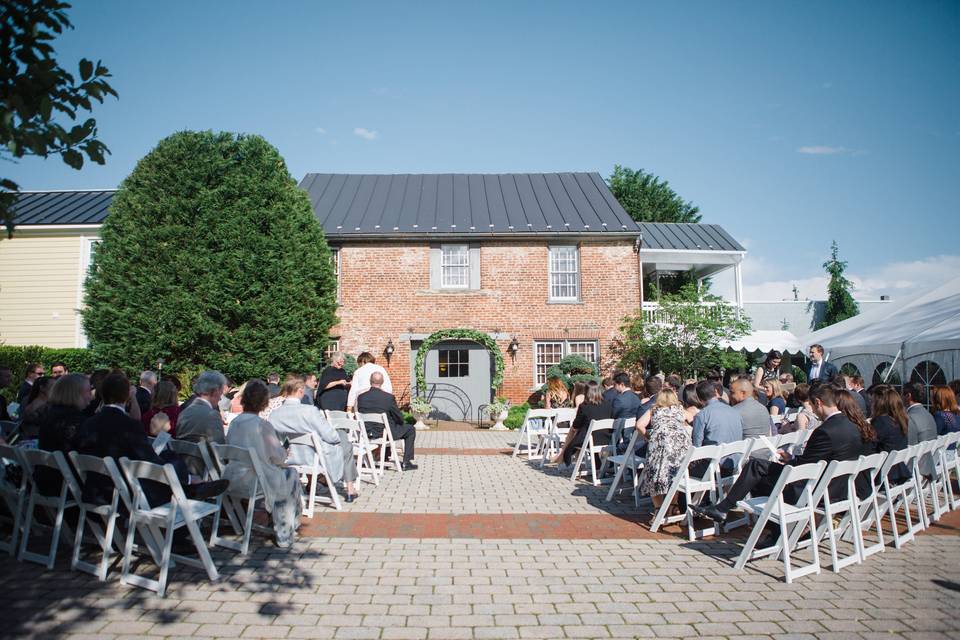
[714,254,960,302]
[797,145,850,155]
[353,127,378,141]
[314,127,327,135]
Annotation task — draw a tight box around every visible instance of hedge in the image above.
[0,346,100,399]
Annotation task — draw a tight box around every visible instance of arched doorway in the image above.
[413,340,492,421]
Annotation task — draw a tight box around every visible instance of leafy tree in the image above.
[1,0,118,236]
[612,284,751,378]
[816,241,859,329]
[607,165,701,223]
[82,130,338,381]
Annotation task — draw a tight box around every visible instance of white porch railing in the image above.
[641,301,739,324]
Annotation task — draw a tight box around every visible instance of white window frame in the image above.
[533,339,600,386]
[548,245,580,302]
[440,244,470,289]
[324,339,340,366]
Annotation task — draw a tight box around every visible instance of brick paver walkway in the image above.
[4,430,960,639]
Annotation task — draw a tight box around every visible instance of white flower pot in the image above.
[489,409,509,431]
[413,411,430,430]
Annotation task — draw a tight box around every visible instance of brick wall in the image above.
[332,239,641,406]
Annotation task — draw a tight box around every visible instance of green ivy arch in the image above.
[415,328,504,396]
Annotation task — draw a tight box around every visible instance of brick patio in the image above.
[4,430,960,639]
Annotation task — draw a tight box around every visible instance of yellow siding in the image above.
[0,230,98,348]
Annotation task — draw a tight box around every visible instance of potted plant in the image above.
[410,397,432,430]
[486,397,510,431]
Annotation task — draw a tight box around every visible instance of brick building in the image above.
[2,173,746,420]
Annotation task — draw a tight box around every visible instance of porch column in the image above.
[734,261,744,318]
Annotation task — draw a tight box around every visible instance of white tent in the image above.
[799,276,960,388]
[723,330,802,354]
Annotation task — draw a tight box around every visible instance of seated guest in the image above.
[0,366,12,421]
[571,381,587,409]
[317,352,350,411]
[637,375,662,419]
[663,374,682,394]
[149,411,172,437]
[836,389,878,497]
[610,372,641,420]
[141,380,181,437]
[637,388,690,514]
[931,385,960,436]
[221,380,302,548]
[730,378,772,438]
[356,372,417,470]
[779,383,820,433]
[707,370,730,404]
[762,379,787,418]
[543,374,569,409]
[869,385,910,484]
[903,382,938,475]
[691,380,743,447]
[694,385,862,542]
[269,376,359,502]
[18,375,54,440]
[551,380,613,465]
[681,383,702,425]
[74,372,227,506]
[136,370,157,416]
[176,370,228,475]
[36,373,93,496]
[17,362,44,405]
[302,373,319,406]
[346,352,393,412]
[601,377,617,404]
[266,373,282,398]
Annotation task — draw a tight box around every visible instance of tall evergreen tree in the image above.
[816,240,859,329]
[83,130,338,379]
[607,165,701,223]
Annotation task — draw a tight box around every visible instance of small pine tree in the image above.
[83,130,338,379]
[817,240,859,329]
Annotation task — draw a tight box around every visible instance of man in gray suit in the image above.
[730,378,773,438]
[269,377,359,502]
[176,370,228,475]
[903,382,938,475]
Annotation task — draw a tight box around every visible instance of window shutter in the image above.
[469,244,481,290]
[429,245,441,289]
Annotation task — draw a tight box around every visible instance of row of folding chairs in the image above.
[511,408,575,461]
[323,410,405,485]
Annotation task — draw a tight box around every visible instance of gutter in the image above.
[325,230,643,241]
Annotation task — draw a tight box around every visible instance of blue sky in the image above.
[7,0,959,301]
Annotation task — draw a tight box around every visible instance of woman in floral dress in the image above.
[637,389,691,512]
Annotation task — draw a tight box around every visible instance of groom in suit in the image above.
[807,344,838,382]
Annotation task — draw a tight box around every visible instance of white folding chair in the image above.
[715,438,755,532]
[537,408,576,464]
[119,457,220,597]
[100,454,165,567]
[649,444,723,541]
[941,431,960,510]
[326,411,379,486]
[877,444,924,549]
[208,444,272,555]
[358,412,403,474]
[17,448,77,569]
[734,461,826,584]
[288,432,342,515]
[919,437,951,523]
[0,443,27,556]
[842,452,887,562]
[166,438,221,480]
[512,409,555,460]
[570,419,614,486]
[604,422,644,504]
[803,458,863,573]
[65,453,129,580]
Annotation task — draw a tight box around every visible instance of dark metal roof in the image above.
[11,190,115,225]
[7,181,745,252]
[298,172,642,238]
[639,222,745,252]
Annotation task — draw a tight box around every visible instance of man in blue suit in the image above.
[610,372,641,419]
[806,344,838,382]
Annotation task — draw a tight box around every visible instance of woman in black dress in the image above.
[316,352,350,411]
[869,385,910,484]
[552,381,613,466]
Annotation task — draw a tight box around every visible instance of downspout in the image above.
[635,233,644,306]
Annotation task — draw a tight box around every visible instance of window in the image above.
[438,349,469,377]
[910,360,947,406]
[323,339,340,366]
[534,340,599,385]
[441,244,469,288]
[548,245,579,301]
[330,248,340,300]
[872,361,901,386]
[839,363,861,378]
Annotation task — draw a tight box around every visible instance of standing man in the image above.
[17,363,44,405]
[302,373,319,406]
[136,371,157,415]
[357,371,417,470]
[50,362,68,378]
[266,373,282,398]
[806,344,838,383]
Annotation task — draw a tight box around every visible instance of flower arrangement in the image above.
[486,397,510,417]
[410,397,433,415]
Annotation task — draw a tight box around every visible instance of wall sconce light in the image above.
[384,338,395,365]
[508,336,520,361]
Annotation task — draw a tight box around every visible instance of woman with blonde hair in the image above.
[762,379,786,418]
[637,388,690,512]
[543,375,569,409]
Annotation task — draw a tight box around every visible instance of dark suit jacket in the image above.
[789,411,862,500]
[17,380,32,405]
[571,400,613,434]
[807,360,839,383]
[74,406,166,505]
[135,386,152,415]
[611,390,642,420]
[601,387,618,404]
[356,387,405,435]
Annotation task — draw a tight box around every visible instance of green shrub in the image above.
[402,411,416,425]
[0,345,101,399]
[791,365,807,383]
[504,402,530,429]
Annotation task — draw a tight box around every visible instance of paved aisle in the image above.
[3,430,960,639]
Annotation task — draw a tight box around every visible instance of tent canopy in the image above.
[723,330,802,354]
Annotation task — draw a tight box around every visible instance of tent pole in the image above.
[883,346,903,384]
